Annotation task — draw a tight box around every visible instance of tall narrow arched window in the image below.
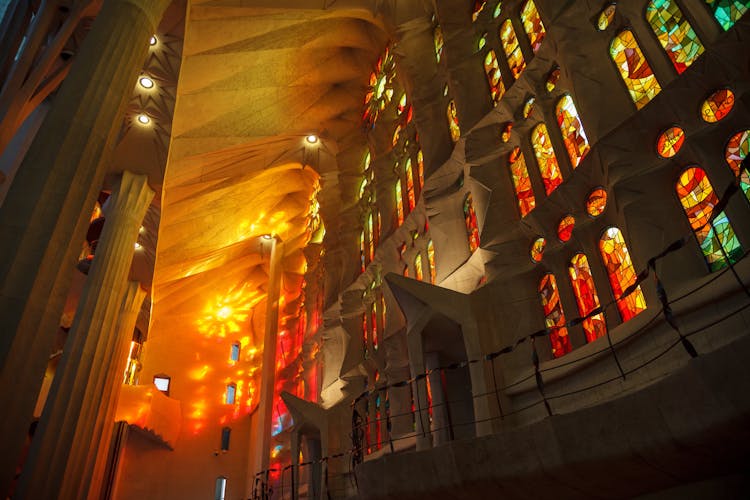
[414,253,424,281]
[676,166,743,271]
[463,193,481,253]
[568,253,607,342]
[362,312,369,359]
[427,239,436,284]
[434,25,444,62]
[499,19,526,79]
[405,158,416,211]
[395,179,404,226]
[520,0,546,53]
[556,95,590,169]
[704,0,750,31]
[359,231,366,272]
[509,147,536,217]
[447,99,461,142]
[538,273,572,358]
[725,129,750,199]
[646,0,704,74]
[417,150,425,191]
[484,50,505,105]
[531,123,563,195]
[610,30,661,109]
[371,301,378,351]
[367,213,375,262]
[599,227,647,321]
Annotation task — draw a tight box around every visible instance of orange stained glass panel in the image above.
[473,1,487,21]
[371,302,378,350]
[725,129,749,178]
[568,253,607,343]
[557,215,575,242]
[484,50,506,105]
[657,126,685,158]
[501,122,513,142]
[556,94,590,168]
[523,97,535,118]
[500,19,526,79]
[520,0,546,53]
[545,67,560,92]
[538,273,572,358]
[395,179,404,226]
[531,123,563,195]
[405,158,416,211]
[610,30,661,109]
[447,99,461,142]
[530,237,545,263]
[464,193,481,253]
[701,89,735,123]
[427,239,436,283]
[586,187,608,217]
[359,231,366,271]
[434,25,444,63]
[414,253,424,281]
[417,150,425,190]
[599,227,647,321]
[367,213,375,261]
[509,147,536,217]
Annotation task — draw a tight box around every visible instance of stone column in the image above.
[82,281,147,500]
[0,1,170,495]
[254,236,285,474]
[14,171,154,500]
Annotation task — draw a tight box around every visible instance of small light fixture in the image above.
[139,225,145,233]
[139,76,154,89]
[134,242,142,250]
[149,35,158,46]
[136,113,150,125]
[261,234,273,240]
[305,134,319,144]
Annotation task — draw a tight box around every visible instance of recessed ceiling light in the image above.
[139,76,154,89]
[305,134,319,144]
[136,114,150,125]
[149,35,157,46]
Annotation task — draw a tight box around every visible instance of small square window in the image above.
[226,383,236,404]
[153,374,170,396]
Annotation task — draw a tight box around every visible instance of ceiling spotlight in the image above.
[139,76,154,89]
[134,242,142,250]
[305,134,319,144]
[136,113,150,125]
[149,35,157,46]
[261,234,273,240]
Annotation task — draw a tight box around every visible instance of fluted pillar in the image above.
[82,281,147,500]
[0,0,170,495]
[14,171,154,500]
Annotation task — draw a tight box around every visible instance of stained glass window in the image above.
[362,312,368,358]
[656,126,685,158]
[371,302,379,350]
[473,1,487,21]
[447,99,461,142]
[557,215,575,242]
[464,193,481,253]
[434,25,444,63]
[427,239,436,283]
[520,0,546,53]
[599,227,647,321]
[501,122,513,142]
[405,158,416,211]
[569,253,607,343]
[415,254,424,281]
[509,147,536,217]
[531,123,563,195]
[545,66,560,92]
[586,187,608,217]
[397,93,407,115]
[704,0,750,30]
[676,166,743,271]
[646,0,704,74]
[701,89,735,123]
[395,179,404,226]
[484,50,505,105]
[610,30,661,109]
[493,1,503,18]
[725,129,749,178]
[392,124,402,147]
[523,97,535,118]
[479,32,488,50]
[556,94,590,169]
[363,47,396,127]
[417,150,425,190]
[367,213,375,261]
[500,19,526,79]
[598,3,616,31]
[360,231,366,272]
[538,273,572,358]
[530,237,545,263]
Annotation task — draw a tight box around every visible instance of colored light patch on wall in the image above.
[539,273,572,358]
[600,227,647,321]
[556,94,590,168]
[676,166,743,271]
[646,0,704,74]
[586,187,608,217]
[657,126,685,158]
[569,253,607,343]
[701,88,735,123]
[610,30,661,109]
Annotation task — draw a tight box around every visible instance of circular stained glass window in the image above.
[530,237,546,263]
[701,88,734,123]
[656,126,685,158]
[557,215,575,242]
[586,187,607,217]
